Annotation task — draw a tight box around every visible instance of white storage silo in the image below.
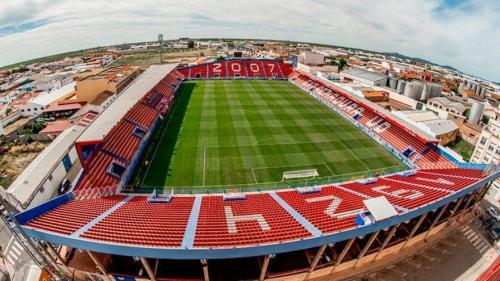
[468,99,485,124]
[396,80,406,93]
[403,81,424,100]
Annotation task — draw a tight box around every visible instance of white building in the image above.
[297,63,338,75]
[427,97,467,119]
[340,68,388,87]
[35,72,74,92]
[471,117,500,199]
[22,82,75,117]
[298,52,325,65]
[393,110,459,145]
[4,125,85,210]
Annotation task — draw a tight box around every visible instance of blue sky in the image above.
[0,0,498,81]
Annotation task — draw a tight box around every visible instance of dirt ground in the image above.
[0,141,48,188]
[2,117,30,135]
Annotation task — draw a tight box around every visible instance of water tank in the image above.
[396,80,406,93]
[404,81,424,100]
[428,83,442,99]
[468,99,485,124]
[389,78,398,89]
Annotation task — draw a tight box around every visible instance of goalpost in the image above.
[282,169,319,182]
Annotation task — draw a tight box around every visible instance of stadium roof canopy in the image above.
[77,64,178,143]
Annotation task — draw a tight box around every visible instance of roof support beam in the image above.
[330,238,355,274]
[44,242,67,266]
[374,223,400,260]
[355,230,380,265]
[86,250,112,281]
[401,213,427,248]
[259,255,272,281]
[424,202,449,240]
[448,197,465,221]
[201,259,209,281]
[140,257,156,281]
[304,244,327,280]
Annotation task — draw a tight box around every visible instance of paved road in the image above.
[0,219,40,281]
[353,220,499,281]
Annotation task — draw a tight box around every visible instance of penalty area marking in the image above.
[324,162,336,177]
[203,146,206,186]
[251,168,258,184]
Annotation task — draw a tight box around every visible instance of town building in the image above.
[74,65,139,102]
[340,68,388,86]
[426,96,467,118]
[21,82,76,117]
[34,72,74,92]
[393,110,459,145]
[471,115,500,197]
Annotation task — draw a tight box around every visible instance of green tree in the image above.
[338,58,347,70]
[5,107,12,116]
[187,40,195,48]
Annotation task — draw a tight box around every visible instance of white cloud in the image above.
[0,0,498,81]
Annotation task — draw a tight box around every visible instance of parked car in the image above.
[490,227,500,239]
[487,207,500,221]
[484,218,496,229]
[57,178,71,195]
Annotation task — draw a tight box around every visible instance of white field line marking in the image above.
[324,162,336,176]
[303,96,372,171]
[141,165,405,189]
[251,162,330,171]
[252,137,298,146]
[345,146,370,170]
[206,140,357,149]
[251,168,258,183]
[203,145,206,186]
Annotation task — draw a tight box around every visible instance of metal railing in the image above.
[120,165,408,195]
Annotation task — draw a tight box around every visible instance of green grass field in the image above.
[130,80,406,192]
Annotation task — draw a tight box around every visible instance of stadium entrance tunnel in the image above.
[31,188,482,281]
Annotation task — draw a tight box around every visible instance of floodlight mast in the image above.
[158,33,164,63]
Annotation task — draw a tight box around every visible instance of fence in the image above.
[121,164,408,195]
[1,133,52,143]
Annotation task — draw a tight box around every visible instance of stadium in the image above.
[8,59,500,281]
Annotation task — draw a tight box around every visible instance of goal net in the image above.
[282,169,319,181]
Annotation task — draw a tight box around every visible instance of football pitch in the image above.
[131,80,406,192]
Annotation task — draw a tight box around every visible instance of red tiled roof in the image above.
[44,103,82,113]
[39,121,72,134]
